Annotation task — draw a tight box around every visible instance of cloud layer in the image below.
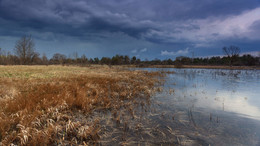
[0,0,260,59]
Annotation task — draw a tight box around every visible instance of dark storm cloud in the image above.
[0,0,260,59]
[82,17,153,39]
[92,0,260,21]
[1,0,259,39]
[0,0,156,39]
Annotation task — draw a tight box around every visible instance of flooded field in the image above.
[1,66,260,145]
[96,68,260,145]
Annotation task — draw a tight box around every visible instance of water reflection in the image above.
[97,68,260,145]
[164,68,260,121]
[143,68,260,145]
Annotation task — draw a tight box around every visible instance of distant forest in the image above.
[0,36,260,66]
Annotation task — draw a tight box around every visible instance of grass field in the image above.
[0,65,164,145]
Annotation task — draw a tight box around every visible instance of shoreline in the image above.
[1,64,260,70]
[124,65,260,70]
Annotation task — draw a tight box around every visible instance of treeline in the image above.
[0,36,259,66]
[1,49,259,66]
[0,48,47,65]
[175,55,260,66]
[49,54,142,65]
[0,49,144,66]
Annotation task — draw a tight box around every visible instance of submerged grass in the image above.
[0,65,164,145]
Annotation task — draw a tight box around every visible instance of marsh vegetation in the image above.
[0,65,260,145]
[0,65,165,145]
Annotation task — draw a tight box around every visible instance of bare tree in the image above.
[31,52,41,64]
[80,54,88,64]
[51,53,67,65]
[42,53,49,65]
[14,35,35,64]
[223,46,240,66]
[0,48,3,65]
[72,52,78,60]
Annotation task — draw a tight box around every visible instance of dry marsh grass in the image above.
[0,65,164,145]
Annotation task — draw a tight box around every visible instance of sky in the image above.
[0,0,260,60]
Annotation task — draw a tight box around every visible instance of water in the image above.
[153,68,260,145]
[161,68,260,121]
[98,68,260,145]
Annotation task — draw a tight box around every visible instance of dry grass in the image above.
[0,65,164,145]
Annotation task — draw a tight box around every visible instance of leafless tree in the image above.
[51,53,67,64]
[72,52,78,60]
[0,48,5,57]
[223,46,240,66]
[0,48,3,64]
[14,35,36,64]
[42,53,49,65]
[80,54,88,64]
[31,52,41,64]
